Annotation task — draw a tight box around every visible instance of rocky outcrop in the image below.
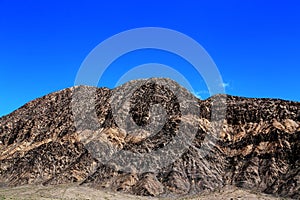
[0,78,299,199]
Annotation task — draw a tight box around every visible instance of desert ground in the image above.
[0,184,287,200]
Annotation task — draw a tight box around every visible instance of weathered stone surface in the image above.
[0,78,299,199]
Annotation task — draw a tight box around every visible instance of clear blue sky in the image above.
[0,0,299,117]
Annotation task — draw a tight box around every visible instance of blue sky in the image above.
[0,0,299,117]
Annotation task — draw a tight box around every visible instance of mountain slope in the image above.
[0,78,299,199]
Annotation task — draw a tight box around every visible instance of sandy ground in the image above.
[0,184,287,200]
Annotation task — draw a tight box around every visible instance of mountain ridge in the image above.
[2,79,299,120]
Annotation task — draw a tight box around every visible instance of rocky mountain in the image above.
[0,78,299,199]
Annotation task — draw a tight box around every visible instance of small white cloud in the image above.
[220,82,229,88]
[193,92,202,99]
[192,90,209,99]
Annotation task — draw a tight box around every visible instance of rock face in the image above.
[0,78,299,199]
